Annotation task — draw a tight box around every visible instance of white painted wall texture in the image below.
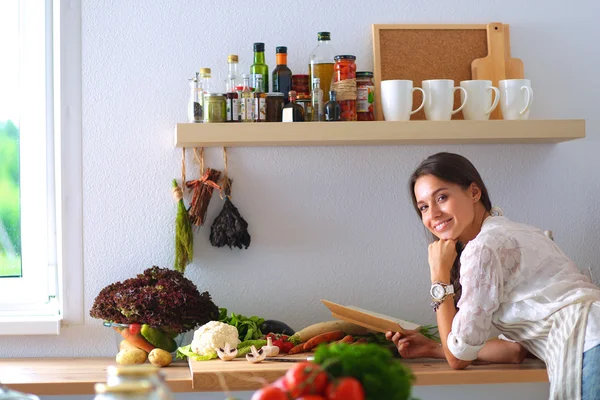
[3,0,600,398]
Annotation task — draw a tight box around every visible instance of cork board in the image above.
[372,24,490,121]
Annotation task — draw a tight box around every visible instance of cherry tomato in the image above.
[250,386,289,400]
[128,324,141,335]
[284,362,328,397]
[325,377,365,400]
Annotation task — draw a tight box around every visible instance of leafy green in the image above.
[175,345,217,361]
[218,308,264,341]
[419,324,440,342]
[314,343,414,400]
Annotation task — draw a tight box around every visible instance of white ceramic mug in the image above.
[380,80,426,121]
[499,79,533,120]
[422,79,468,121]
[460,80,500,120]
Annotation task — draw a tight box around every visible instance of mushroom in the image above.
[262,337,280,357]
[245,345,266,364]
[216,343,238,361]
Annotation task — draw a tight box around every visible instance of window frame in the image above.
[0,0,83,336]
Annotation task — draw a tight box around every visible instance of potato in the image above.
[116,348,147,365]
[119,339,138,351]
[148,348,172,367]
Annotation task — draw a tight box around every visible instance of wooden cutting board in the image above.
[471,22,507,119]
[503,25,525,79]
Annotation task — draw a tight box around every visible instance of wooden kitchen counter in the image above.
[0,357,548,395]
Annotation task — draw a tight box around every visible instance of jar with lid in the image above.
[356,71,375,121]
[296,93,313,122]
[106,365,173,400]
[187,73,202,123]
[266,92,284,122]
[291,74,310,96]
[94,382,160,400]
[203,93,227,123]
[332,55,357,121]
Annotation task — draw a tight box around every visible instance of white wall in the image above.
[3,0,600,398]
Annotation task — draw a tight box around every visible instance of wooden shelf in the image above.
[174,119,585,148]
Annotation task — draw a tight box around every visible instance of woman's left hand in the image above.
[428,239,457,283]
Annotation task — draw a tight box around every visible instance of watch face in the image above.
[431,285,445,300]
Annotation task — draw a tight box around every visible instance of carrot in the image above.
[288,343,307,355]
[351,338,368,345]
[114,327,155,353]
[303,330,345,351]
[339,335,354,344]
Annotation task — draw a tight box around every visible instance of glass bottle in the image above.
[324,90,341,121]
[272,46,292,104]
[282,90,305,122]
[253,75,267,122]
[240,73,254,123]
[187,72,203,123]
[308,32,336,104]
[311,78,324,121]
[225,55,241,92]
[106,365,173,400]
[226,75,240,123]
[199,68,212,95]
[250,42,268,93]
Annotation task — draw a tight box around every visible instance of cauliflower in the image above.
[191,321,240,357]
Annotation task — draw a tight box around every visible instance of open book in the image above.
[321,299,420,334]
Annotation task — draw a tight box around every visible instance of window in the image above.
[0,0,82,335]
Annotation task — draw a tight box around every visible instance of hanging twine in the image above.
[181,148,187,194]
[219,147,232,199]
[193,147,205,175]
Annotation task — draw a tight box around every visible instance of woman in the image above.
[386,152,600,399]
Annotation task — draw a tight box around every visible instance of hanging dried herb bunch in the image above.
[172,178,193,273]
[210,148,251,249]
[185,148,221,227]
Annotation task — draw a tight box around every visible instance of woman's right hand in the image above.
[386,330,444,359]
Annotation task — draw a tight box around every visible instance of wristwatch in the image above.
[430,281,455,312]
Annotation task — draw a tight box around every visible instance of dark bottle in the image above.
[324,90,341,121]
[250,42,268,93]
[282,91,305,122]
[272,46,293,104]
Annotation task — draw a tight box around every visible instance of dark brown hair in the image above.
[409,152,492,306]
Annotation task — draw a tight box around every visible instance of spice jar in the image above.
[296,93,313,122]
[332,55,357,121]
[203,93,226,123]
[266,92,285,122]
[356,71,375,121]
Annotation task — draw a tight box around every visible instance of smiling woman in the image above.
[390,152,600,400]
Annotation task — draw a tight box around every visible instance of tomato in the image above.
[325,377,365,400]
[271,377,288,390]
[250,386,289,400]
[284,362,328,397]
[128,323,141,335]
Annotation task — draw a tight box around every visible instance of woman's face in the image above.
[413,175,480,241]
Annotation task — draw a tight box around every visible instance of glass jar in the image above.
[203,93,227,123]
[106,365,173,400]
[266,93,285,122]
[296,94,313,122]
[292,74,310,96]
[94,382,160,400]
[356,72,375,121]
[332,55,357,121]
